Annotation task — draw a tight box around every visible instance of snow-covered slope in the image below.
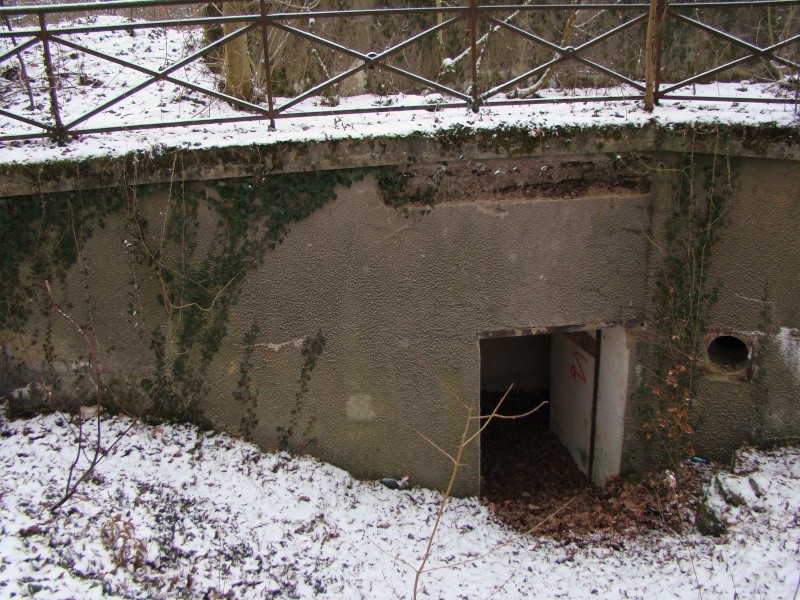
[1,409,798,599]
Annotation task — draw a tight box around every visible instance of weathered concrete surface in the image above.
[593,327,630,486]
[690,157,800,460]
[1,123,797,198]
[202,176,650,494]
[1,123,798,495]
[619,152,800,474]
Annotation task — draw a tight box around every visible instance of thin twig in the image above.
[413,382,546,598]
[45,280,105,512]
[417,431,457,465]
[413,401,472,599]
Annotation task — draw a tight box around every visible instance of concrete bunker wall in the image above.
[2,130,799,496]
[688,156,800,462]
[203,172,651,494]
[620,154,800,475]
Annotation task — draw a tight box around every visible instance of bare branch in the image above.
[465,386,547,447]
[417,430,457,466]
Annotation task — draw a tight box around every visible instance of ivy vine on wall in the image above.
[0,165,357,434]
[640,145,735,462]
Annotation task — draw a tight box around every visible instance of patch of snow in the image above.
[777,327,800,381]
[1,407,799,599]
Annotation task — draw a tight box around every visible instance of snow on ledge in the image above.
[0,88,797,168]
[0,15,796,167]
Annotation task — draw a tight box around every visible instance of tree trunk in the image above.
[224,1,253,101]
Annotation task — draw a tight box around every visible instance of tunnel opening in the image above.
[479,333,593,505]
[479,327,631,533]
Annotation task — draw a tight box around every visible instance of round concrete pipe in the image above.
[706,335,749,372]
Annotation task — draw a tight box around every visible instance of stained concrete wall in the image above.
[619,154,800,474]
[690,157,800,460]
[201,175,651,494]
[2,127,798,495]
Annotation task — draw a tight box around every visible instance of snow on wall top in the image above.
[0,16,797,167]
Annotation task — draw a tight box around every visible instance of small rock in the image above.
[7,382,51,417]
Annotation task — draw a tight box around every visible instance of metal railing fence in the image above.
[0,0,797,143]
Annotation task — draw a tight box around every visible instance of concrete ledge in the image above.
[0,122,797,198]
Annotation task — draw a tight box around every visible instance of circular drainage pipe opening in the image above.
[707,335,749,372]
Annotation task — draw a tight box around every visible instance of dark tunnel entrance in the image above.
[479,328,630,528]
[479,334,588,507]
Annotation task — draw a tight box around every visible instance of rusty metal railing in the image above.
[0,0,797,143]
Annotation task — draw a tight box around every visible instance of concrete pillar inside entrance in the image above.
[592,327,630,485]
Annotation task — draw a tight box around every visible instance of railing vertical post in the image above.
[39,13,65,142]
[468,0,479,111]
[653,0,668,106]
[644,0,657,111]
[645,0,668,111]
[259,0,276,130]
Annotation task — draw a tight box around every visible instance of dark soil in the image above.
[480,390,706,540]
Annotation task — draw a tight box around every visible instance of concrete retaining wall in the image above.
[1,124,798,495]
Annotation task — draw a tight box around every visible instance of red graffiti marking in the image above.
[570,350,589,383]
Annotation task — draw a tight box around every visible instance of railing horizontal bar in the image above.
[0,36,38,65]
[0,107,54,132]
[3,0,798,19]
[246,7,468,19]
[483,94,645,107]
[0,4,467,18]
[1,3,796,43]
[659,95,797,103]
[2,88,796,143]
[0,0,206,17]
[655,0,800,5]
[0,102,474,140]
[0,15,267,39]
[269,0,799,17]
[482,1,799,9]
[1,1,797,37]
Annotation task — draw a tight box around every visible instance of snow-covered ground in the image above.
[1,15,799,599]
[1,407,799,599]
[0,15,797,167]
